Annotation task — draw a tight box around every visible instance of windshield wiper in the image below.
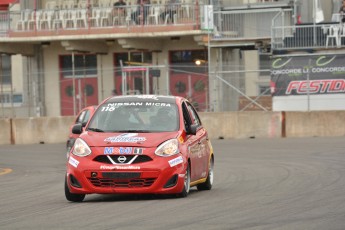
[116,130,152,133]
[87,128,104,132]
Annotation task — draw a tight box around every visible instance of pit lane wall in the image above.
[200,112,282,139]
[6,116,75,145]
[1,111,345,144]
[0,119,12,145]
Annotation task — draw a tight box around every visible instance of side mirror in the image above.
[72,123,83,134]
[187,124,198,135]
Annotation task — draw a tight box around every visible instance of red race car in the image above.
[66,105,97,156]
[65,95,214,202]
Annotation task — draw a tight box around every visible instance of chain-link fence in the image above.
[0,63,211,118]
[3,52,344,118]
[0,67,274,118]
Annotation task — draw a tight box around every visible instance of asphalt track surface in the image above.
[1,137,345,230]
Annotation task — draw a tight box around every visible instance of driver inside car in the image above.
[151,108,177,131]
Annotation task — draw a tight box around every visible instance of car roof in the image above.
[86,105,97,110]
[80,105,97,112]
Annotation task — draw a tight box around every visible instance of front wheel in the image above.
[197,156,214,191]
[64,176,85,202]
[178,163,190,198]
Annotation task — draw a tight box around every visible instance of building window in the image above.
[114,52,153,76]
[0,54,11,84]
[114,52,153,95]
[259,54,270,76]
[0,93,23,106]
[60,54,97,78]
[115,52,152,67]
[170,50,207,74]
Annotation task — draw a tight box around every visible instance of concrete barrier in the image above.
[1,111,345,145]
[12,116,75,144]
[0,119,11,145]
[285,111,345,137]
[200,111,282,139]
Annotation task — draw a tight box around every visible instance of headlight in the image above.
[72,138,91,157]
[155,139,179,157]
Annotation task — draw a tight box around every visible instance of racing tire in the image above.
[178,163,191,198]
[197,156,214,191]
[64,176,85,202]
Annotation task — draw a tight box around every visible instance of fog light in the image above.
[69,174,82,188]
[163,174,178,188]
[91,172,98,178]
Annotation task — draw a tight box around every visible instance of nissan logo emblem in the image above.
[118,156,127,163]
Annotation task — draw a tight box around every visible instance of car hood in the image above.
[80,131,179,148]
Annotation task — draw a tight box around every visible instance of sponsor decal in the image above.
[133,148,143,154]
[119,147,132,154]
[144,102,171,107]
[201,172,207,178]
[102,102,144,110]
[104,147,114,154]
[137,95,159,100]
[101,101,171,109]
[286,79,345,94]
[100,165,140,170]
[168,156,183,167]
[104,147,133,155]
[68,156,79,168]
[104,133,146,143]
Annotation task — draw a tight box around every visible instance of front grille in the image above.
[88,178,156,188]
[102,172,141,179]
[93,155,152,164]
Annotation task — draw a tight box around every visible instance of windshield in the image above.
[87,101,179,132]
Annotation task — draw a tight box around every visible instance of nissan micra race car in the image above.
[65,95,214,202]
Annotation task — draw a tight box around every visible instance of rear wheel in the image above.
[178,163,190,198]
[64,176,85,202]
[197,156,214,191]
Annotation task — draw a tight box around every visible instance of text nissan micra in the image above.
[65,95,214,202]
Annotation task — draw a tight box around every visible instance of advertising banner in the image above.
[271,55,345,96]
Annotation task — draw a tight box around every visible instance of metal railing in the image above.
[221,0,290,8]
[272,23,345,50]
[0,12,10,37]
[271,11,345,50]
[0,3,199,37]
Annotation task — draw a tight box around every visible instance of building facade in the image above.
[0,0,342,117]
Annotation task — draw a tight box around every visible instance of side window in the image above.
[82,110,91,124]
[76,111,86,124]
[186,103,201,126]
[182,102,192,131]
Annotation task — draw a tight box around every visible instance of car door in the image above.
[182,102,200,182]
[182,101,207,181]
[185,102,209,180]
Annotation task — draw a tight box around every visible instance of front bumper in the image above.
[66,152,186,195]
